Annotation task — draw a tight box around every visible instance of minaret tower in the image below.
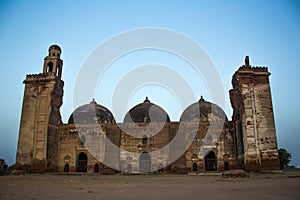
[230,56,280,171]
[16,45,64,172]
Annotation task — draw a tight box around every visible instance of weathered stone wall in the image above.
[16,84,37,171]
[102,124,121,174]
[57,124,120,174]
[230,60,280,171]
[57,124,78,172]
[57,121,236,174]
[169,122,186,173]
[46,79,64,172]
[16,74,63,173]
[16,45,64,173]
[119,122,170,173]
[184,122,236,172]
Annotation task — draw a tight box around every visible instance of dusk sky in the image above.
[0,0,299,166]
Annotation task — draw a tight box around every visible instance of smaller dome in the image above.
[68,99,115,124]
[49,44,61,53]
[180,96,228,122]
[124,97,170,124]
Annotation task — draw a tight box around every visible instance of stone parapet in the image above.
[24,73,58,83]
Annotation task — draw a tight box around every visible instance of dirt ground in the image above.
[0,172,300,200]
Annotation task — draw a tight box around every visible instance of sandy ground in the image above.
[0,172,300,200]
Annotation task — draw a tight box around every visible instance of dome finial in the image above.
[91,98,96,104]
[144,96,150,103]
[199,95,204,102]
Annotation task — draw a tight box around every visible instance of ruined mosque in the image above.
[16,45,280,174]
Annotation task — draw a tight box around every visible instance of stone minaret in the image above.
[230,56,280,171]
[16,45,64,172]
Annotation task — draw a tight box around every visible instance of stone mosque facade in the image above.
[16,45,280,174]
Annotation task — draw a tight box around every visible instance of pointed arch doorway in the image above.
[205,151,217,171]
[139,152,151,173]
[77,152,88,172]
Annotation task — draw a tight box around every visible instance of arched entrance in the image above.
[191,154,198,172]
[77,152,88,172]
[205,151,217,171]
[64,164,69,172]
[139,152,151,173]
[192,163,198,172]
[94,164,99,173]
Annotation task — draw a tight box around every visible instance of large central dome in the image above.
[124,97,170,124]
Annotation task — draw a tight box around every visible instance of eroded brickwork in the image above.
[16,45,64,173]
[230,56,280,171]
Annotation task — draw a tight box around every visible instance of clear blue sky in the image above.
[0,0,299,166]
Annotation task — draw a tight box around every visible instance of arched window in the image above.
[47,62,53,73]
[142,135,147,145]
